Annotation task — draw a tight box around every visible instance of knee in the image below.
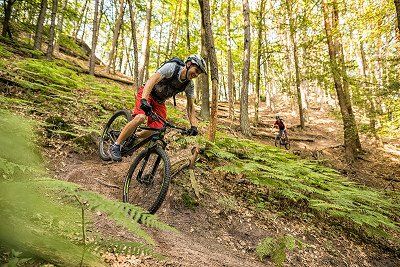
[134,114,146,124]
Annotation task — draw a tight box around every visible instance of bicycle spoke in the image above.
[123,147,170,214]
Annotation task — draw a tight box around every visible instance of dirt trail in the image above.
[45,101,400,266]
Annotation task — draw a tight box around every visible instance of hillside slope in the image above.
[1,39,400,266]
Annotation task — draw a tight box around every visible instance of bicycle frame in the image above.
[121,112,186,156]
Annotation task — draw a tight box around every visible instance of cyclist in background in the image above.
[273,115,287,140]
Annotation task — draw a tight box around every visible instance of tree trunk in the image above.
[254,0,265,126]
[185,0,190,50]
[226,0,234,120]
[73,0,89,40]
[107,0,125,73]
[54,0,69,53]
[285,0,304,128]
[170,0,183,55]
[79,1,90,41]
[165,4,179,58]
[127,0,139,89]
[360,41,380,143]
[138,0,153,85]
[395,0,400,36]
[46,0,59,59]
[1,0,17,38]
[89,0,100,75]
[198,0,218,141]
[322,0,361,160]
[199,10,210,119]
[34,0,48,50]
[156,2,165,67]
[117,24,125,72]
[240,0,251,136]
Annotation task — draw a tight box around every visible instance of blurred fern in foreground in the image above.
[0,110,172,265]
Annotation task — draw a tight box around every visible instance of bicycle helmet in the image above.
[185,55,207,74]
[275,115,280,119]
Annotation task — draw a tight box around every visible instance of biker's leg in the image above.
[135,129,154,139]
[116,114,146,145]
[278,129,283,139]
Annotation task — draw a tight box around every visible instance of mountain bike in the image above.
[98,110,188,214]
[275,131,290,150]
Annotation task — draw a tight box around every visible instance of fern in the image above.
[256,235,298,267]
[206,133,400,242]
[0,111,175,265]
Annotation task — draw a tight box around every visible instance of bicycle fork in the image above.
[136,149,162,185]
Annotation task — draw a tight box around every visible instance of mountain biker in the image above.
[109,55,207,162]
[273,115,287,140]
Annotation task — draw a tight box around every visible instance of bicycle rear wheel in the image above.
[99,110,132,161]
[123,146,171,214]
[285,140,290,150]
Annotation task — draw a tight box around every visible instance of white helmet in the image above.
[185,55,207,74]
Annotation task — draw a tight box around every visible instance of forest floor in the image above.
[45,98,400,266]
[1,38,399,266]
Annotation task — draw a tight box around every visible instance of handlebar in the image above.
[148,112,189,135]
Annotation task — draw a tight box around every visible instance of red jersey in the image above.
[274,119,285,130]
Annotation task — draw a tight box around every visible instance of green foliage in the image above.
[217,196,237,213]
[1,53,135,151]
[0,44,13,58]
[206,133,400,242]
[256,235,299,267]
[58,35,87,58]
[181,191,199,210]
[0,111,173,265]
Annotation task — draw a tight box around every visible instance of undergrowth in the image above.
[0,110,173,265]
[205,133,400,246]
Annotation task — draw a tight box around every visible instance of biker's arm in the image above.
[141,72,163,100]
[186,96,197,127]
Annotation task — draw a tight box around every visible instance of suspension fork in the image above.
[137,150,152,182]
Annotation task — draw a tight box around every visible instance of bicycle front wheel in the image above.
[123,146,171,214]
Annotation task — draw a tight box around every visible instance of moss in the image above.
[181,192,198,210]
[58,35,87,58]
[0,44,13,58]
[256,235,299,266]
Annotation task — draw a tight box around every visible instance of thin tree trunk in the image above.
[89,0,100,75]
[80,1,90,41]
[127,0,139,89]
[322,0,361,160]
[360,41,380,143]
[198,0,218,141]
[165,4,179,58]
[156,2,165,67]
[2,0,17,38]
[226,0,234,120]
[107,0,125,73]
[34,0,47,50]
[395,0,400,36]
[46,0,59,59]
[138,0,153,85]
[240,0,251,136]
[285,0,304,128]
[117,24,125,72]
[123,38,132,74]
[254,0,265,126]
[199,12,210,119]
[54,0,69,53]
[170,0,183,54]
[185,0,190,50]
[74,0,89,40]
